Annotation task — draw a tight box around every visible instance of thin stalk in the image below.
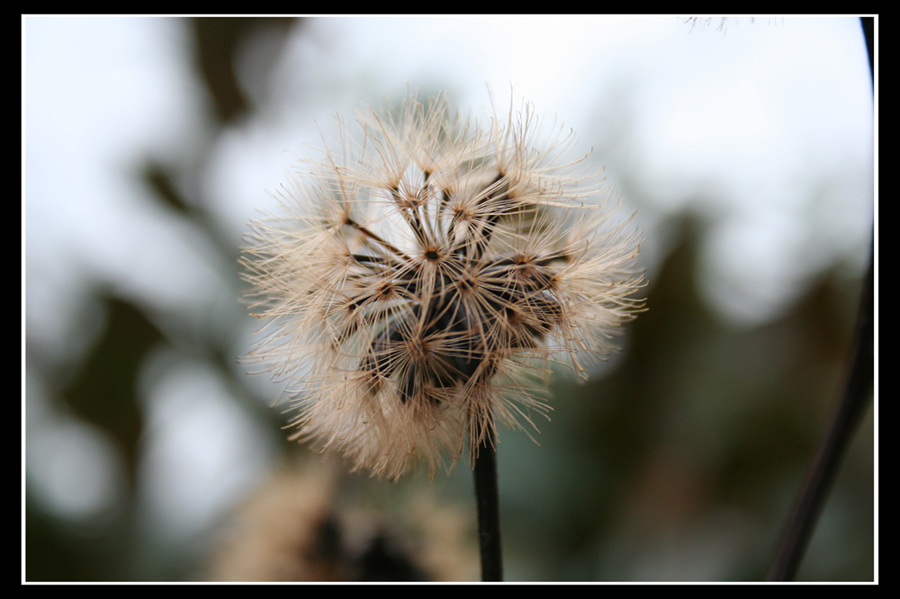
[473,427,503,581]
[766,18,875,581]
[766,239,873,581]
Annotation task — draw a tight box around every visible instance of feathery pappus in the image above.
[241,92,644,479]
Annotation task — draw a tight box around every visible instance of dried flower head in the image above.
[205,460,476,581]
[242,92,644,479]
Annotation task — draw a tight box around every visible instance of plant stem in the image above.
[473,427,503,581]
[766,18,874,581]
[766,238,873,581]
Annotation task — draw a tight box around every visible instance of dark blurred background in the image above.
[24,16,874,581]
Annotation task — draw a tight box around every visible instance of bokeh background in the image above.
[24,16,875,581]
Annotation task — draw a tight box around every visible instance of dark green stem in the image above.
[765,18,874,581]
[473,428,503,581]
[766,239,873,581]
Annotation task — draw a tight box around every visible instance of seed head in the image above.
[242,92,644,479]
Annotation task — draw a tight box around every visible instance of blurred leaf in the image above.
[143,162,192,215]
[62,296,165,493]
[192,17,297,123]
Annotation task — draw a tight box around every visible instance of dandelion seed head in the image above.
[242,92,645,479]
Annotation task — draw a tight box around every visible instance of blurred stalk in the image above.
[767,242,873,580]
[766,17,875,581]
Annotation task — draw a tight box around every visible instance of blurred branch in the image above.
[766,17,875,581]
[767,239,873,581]
[192,17,297,123]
